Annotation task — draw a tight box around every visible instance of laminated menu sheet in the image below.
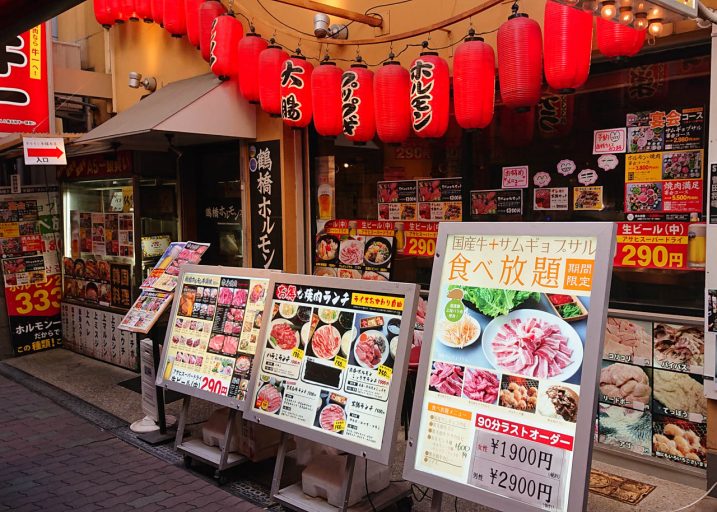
[403,222,615,512]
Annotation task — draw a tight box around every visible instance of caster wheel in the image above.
[396,496,413,512]
[183,456,192,468]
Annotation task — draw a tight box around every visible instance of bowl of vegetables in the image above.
[545,294,588,322]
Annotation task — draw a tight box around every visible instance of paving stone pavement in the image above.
[0,374,266,512]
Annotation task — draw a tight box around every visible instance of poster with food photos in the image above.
[156,266,272,407]
[245,276,419,463]
[118,290,174,334]
[314,220,395,281]
[377,180,418,221]
[404,223,615,512]
[153,242,210,292]
[417,178,462,221]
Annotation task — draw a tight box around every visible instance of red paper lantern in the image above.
[453,30,495,130]
[199,0,226,61]
[94,0,115,28]
[281,55,314,128]
[110,0,127,23]
[544,1,592,94]
[210,15,243,80]
[311,61,343,137]
[163,0,187,37]
[135,0,153,22]
[341,63,376,143]
[151,0,164,25]
[121,0,139,21]
[374,60,411,144]
[596,17,645,58]
[409,50,449,138]
[237,32,269,104]
[185,0,205,46]
[259,44,289,117]
[497,8,543,111]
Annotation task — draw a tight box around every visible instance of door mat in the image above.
[589,469,656,505]
[118,376,183,404]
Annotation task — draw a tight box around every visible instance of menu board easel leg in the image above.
[431,490,443,512]
[271,432,291,499]
[217,409,237,473]
[338,453,357,512]
[174,395,192,450]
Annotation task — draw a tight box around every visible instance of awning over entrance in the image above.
[73,74,256,154]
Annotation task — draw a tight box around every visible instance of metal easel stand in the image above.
[136,332,175,445]
[270,433,413,512]
[173,396,247,485]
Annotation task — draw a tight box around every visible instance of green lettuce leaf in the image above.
[448,286,540,318]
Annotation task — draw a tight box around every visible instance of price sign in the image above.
[333,419,346,432]
[5,274,61,316]
[292,347,305,360]
[614,222,689,270]
[377,364,393,380]
[404,236,436,257]
[471,429,567,511]
[334,355,347,369]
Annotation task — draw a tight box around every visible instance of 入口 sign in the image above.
[23,137,66,165]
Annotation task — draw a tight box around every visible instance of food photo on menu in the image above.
[597,403,653,456]
[253,284,406,449]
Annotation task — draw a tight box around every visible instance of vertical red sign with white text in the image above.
[0,24,50,133]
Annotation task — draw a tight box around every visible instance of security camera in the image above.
[128,71,142,88]
[128,71,157,92]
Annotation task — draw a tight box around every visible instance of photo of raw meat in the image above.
[255,383,283,413]
[499,376,538,412]
[222,336,239,355]
[232,288,248,307]
[653,323,704,371]
[269,320,299,350]
[339,239,364,266]
[218,287,234,305]
[235,355,252,374]
[597,404,652,456]
[603,317,652,365]
[311,325,341,359]
[249,283,266,303]
[487,312,577,380]
[209,334,225,352]
[461,368,499,404]
[652,370,706,419]
[354,330,387,369]
[319,404,346,432]
[599,362,651,409]
[429,362,464,397]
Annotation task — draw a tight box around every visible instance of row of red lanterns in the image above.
[94,0,647,143]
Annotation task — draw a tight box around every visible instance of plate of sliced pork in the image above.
[482,309,583,382]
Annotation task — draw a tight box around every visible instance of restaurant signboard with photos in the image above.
[404,222,616,512]
[155,265,273,409]
[244,274,419,464]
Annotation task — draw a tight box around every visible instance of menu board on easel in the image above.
[243,274,419,464]
[403,222,615,512]
[155,265,273,408]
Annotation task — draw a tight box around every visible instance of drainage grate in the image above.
[0,362,275,509]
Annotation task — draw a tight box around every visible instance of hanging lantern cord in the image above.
[511,1,519,16]
[467,27,475,38]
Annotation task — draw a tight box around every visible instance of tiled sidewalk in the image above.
[0,374,264,512]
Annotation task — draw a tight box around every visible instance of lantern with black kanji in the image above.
[453,29,495,130]
[210,15,243,80]
[185,0,205,47]
[259,43,289,117]
[150,0,164,25]
[543,0,592,93]
[121,0,138,21]
[342,61,376,143]
[596,17,645,58]
[311,60,343,137]
[409,46,449,138]
[94,0,115,28]
[237,31,268,103]
[163,0,187,37]
[199,0,226,61]
[281,53,314,129]
[497,4,543,111]
[374,58,411,144]
[134,0,153,22]
[110,0,127,23]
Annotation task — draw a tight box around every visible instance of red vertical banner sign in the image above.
[0,24,50,133]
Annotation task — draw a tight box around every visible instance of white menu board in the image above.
[155,265,272,409]
[244,274,419,464]
[403,223,615,512]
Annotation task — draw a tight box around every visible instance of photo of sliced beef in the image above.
[209,334,225,352]
[256,384,282,413]
[462,368,499,404]
[311,325,341,359]
[319,404,345,431]
[429,362,464,396]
